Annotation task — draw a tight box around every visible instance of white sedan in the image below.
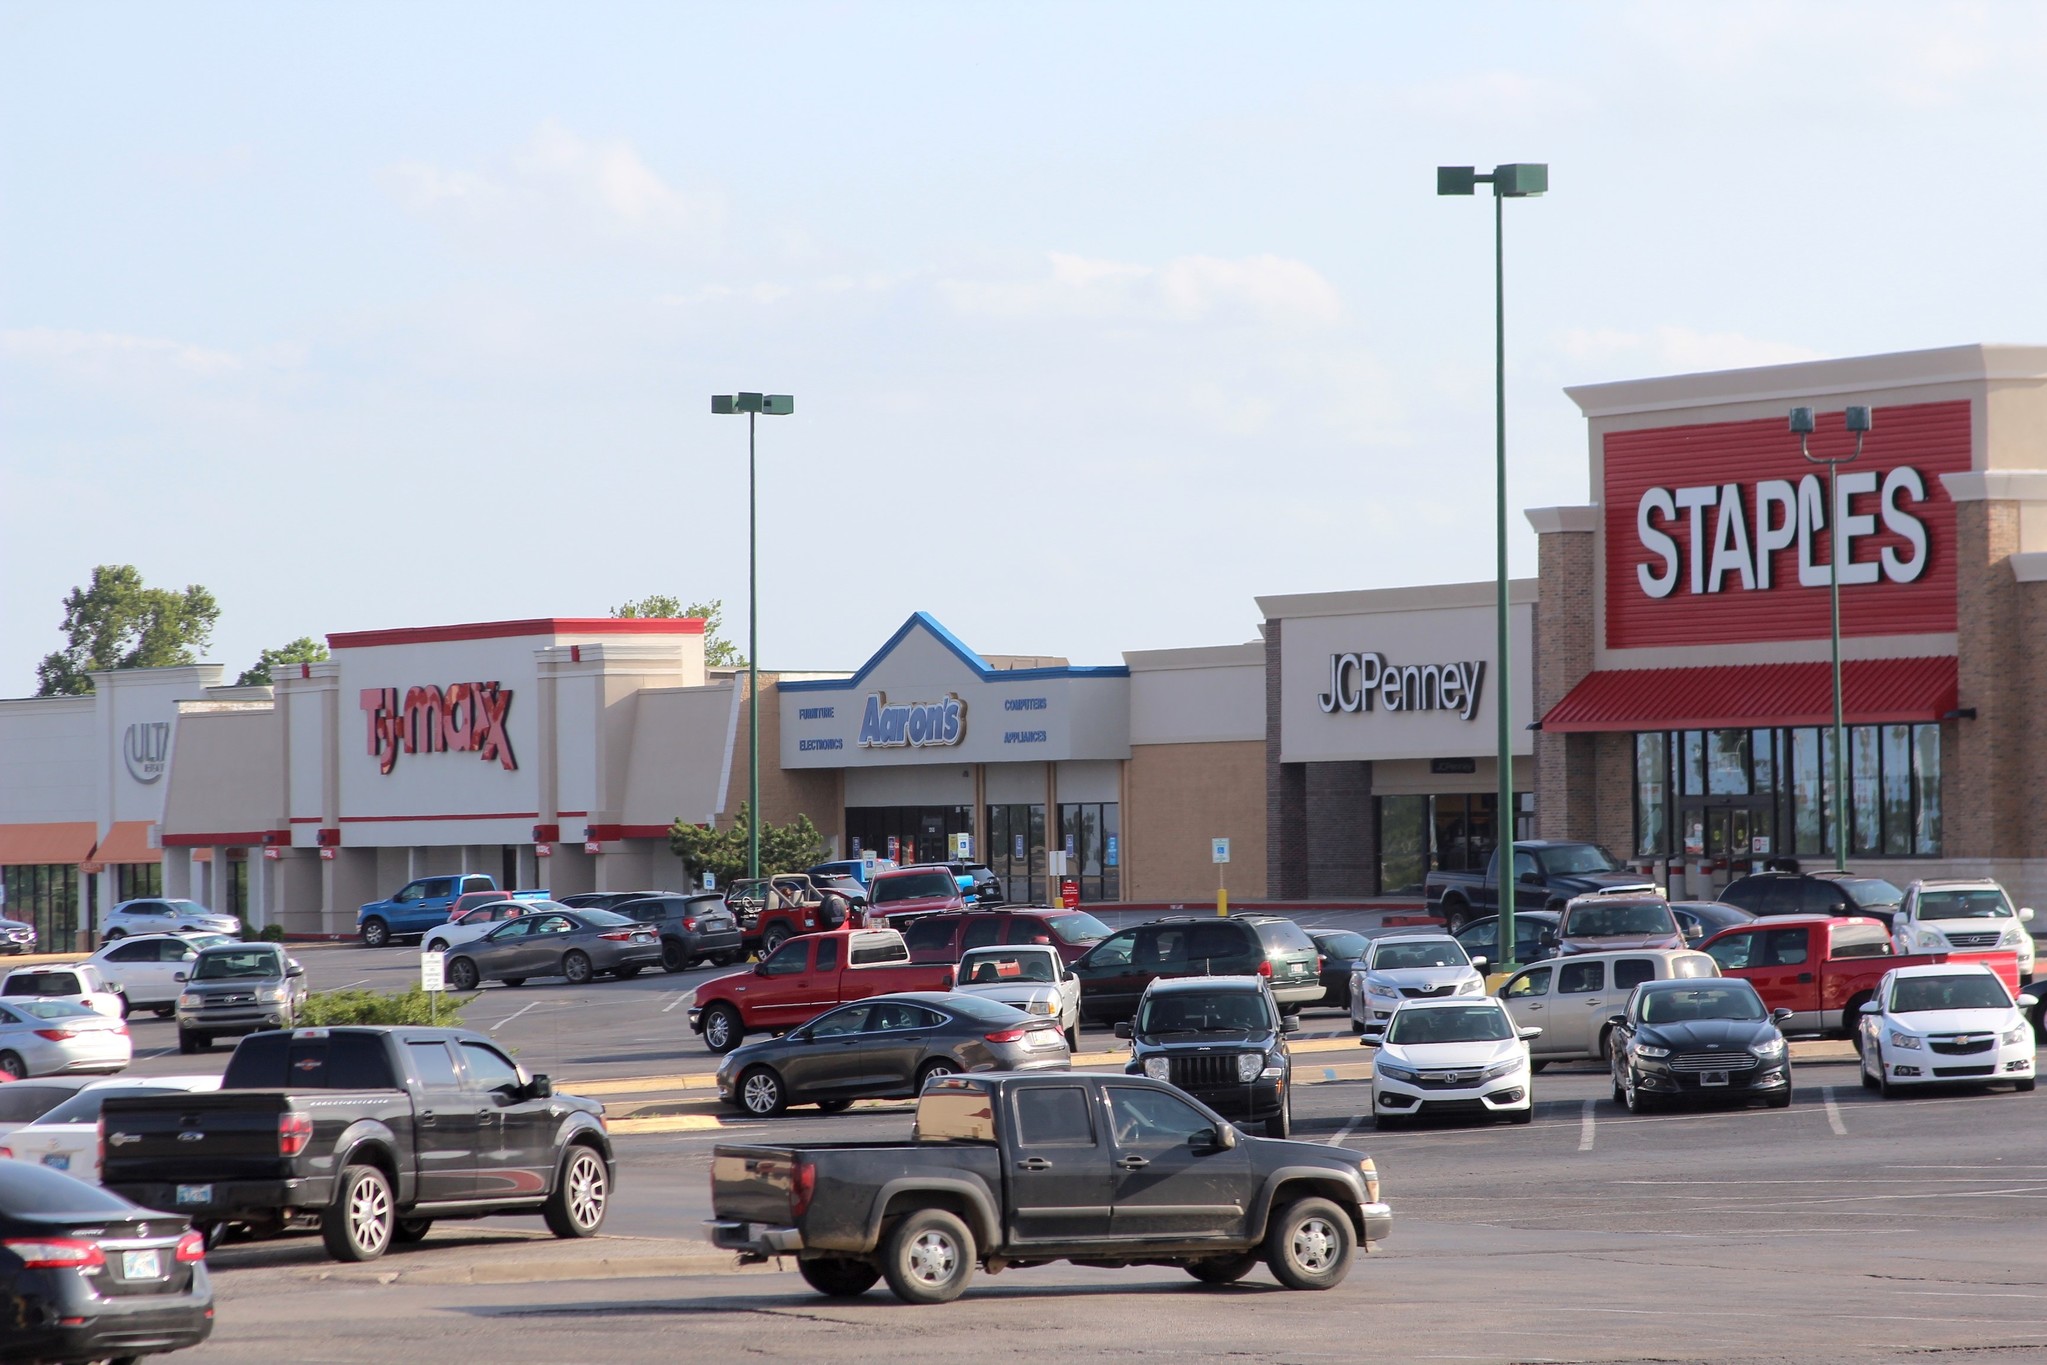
[1,964,126,1019]
[423,901,542,955]
[950,945,1082,1050]
[1859,963,2036,1097]
[0,1076,219,1182]
[1371,996,1539,1128]
[1350,933,1488,1039]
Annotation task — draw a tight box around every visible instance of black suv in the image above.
[1717,870,1905,931]
[1117,976,1299,1138]
[1072,914,1322,1022]
[614,893,746,971]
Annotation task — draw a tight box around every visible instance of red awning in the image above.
[0,822,97,867]
[1541,657,1958,733]
[90,821,160,866]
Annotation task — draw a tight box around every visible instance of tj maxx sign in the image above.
[360,683,516,774]
[1603,401,1971,648]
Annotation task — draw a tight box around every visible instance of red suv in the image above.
[898,907,1113,966]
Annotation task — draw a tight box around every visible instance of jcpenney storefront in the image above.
[1531,343,2047,904]
[1260,582,1536,899]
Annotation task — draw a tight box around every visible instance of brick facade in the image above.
[1949,500,2021,862]
[1534,525,1598,841]
[1265,622,1309,898]
[1303,760,1374,896]
[725,675,845,843]
[1125,740,1267,901]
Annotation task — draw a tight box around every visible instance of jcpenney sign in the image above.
[1317,653,1486,721]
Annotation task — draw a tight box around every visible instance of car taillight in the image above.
[789,1157,817,1219]
[278,1113,312,1157]
[984,1027,1027,1044]
[0,1146,13,1159]
[34,1029,76,1041]
[1257,960,1273,978]
[682,918,697,931]
[174,1230,206,1263]
[5,1238,104,1269]
[597,931,639,941]
[1317,955,1325,974]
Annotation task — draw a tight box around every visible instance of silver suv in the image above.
[1893,879,2035,984]
[176,945,308,1054]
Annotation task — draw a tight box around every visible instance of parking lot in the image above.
[96,931,2047,1364]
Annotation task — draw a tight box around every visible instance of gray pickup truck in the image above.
[1426,840,1655,932]
[710,1072,1391,1303]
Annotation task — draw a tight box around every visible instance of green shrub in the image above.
[298,986,472,1027]
[257,924,286,942]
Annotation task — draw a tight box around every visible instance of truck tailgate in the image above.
[712,1145,805,1226]
[101,1089,296,1184]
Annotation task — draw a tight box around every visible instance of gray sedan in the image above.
[444,908,662,989]
[0,999,131,1078]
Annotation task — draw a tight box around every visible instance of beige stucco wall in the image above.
[1124,739,1267,902]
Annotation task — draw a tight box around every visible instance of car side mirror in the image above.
[1860,1000,1883,1014]
[111,983,126,994]
[527,1074,553,1100]
[1606,1014,1626,1029]
[286,963,305,978]
[173,972,187,982]
[1195,1124,1237,1153]
[1113,1022,1133,1040]
[1518,1026,1543,1040]
[1282,1017,1302,1034]
[1770,1007,1793,1023]
[791,1028,812,1043]
[2022,907,2036,923]
[1520,871,1543,885]
[1470,956,1489,973]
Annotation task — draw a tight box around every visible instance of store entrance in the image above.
[1680,799,1775,895]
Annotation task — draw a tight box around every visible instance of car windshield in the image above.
[1538,845,1622,875]
[192,949,283,980]
[1386,1004,1512,1044]
[1841,878,1904,908]
[1564,902,1675,936]
[942,994,1030,1025]
[3,972,82,996]
[1371,940,1468,970]
[182,933,236,951]
[1915,889,2013,920]
[959,951,1057,984]
[875,871,958,902]
[1136,991,1270,1033]
[1314,931,1369,960]
[1638,985,1765,1023]
[163,901,212,916]
[1890,974,2012,1012]
[1046,912,1110,945]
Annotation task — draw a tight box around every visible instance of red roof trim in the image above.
[160,831,274,848]
[585,824,673,841]
[1541,657,1958,733]
[328,618,706,650]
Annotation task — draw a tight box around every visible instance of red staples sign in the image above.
[360,683,516,774]
[1602,401,1970,648]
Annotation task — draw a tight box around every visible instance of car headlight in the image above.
[1375,1061,1416,1083]
[1236,1052,1263,1083]
[177,994,199,1009]
[1751,1037,1786,1059]
[1028,999,1054,1015]
[262,986,289,1003]
[1480,1058,1522,1082]
[1457,978,1483,996]
[1889,1031,1923,1050]
[1143,1056,1171,1081]
[1634,1043,1670,1059]
[2003,1024,2029,1045]
[1366,981,1399,1000]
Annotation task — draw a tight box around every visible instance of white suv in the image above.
[102,898,239,942]
[1892,880,2035,984]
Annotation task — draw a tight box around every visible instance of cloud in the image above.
[1556,325,1825,378]
[1,328,250,378]
[940,251,1343,328]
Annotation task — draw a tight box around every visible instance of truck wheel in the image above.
[739,1067,787,1116]
[1844,997,1871,1051]
[447,958,480,992]
[1185,1251,1261,1285]
[700,1003,743,1054]
[1263,1196,1354,1291]
[543,1145,610,1238]
[662,941,689,973]
[322,1165,395,1262]
[1441,899,1471,934]
[881,1208,976,1304]
[1065,1024,1080,1053]
[360,918,390,949]
[393,1217,433,1244]
[800,1256,881,1298]
[760,924,791,956]
[561,951,594,985]
[178,1031,207,1055]
[1264,1100,1292,1140]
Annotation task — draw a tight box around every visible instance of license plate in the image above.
[40,1153,69,1171]
[1028,1030,1061,1048]
[634,933,653,943]
[1292,962,1310,975]
[122,1248,163,1279]
[176,1184,212,1206]
[1700,1070,1730,1086]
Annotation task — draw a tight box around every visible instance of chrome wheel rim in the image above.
[906,1229,958,1285]
[364,923,386,947]
[1291,1216,1338,1273]
[743,1073,780,1113]
[705,1013,732,1049]
[566,1151,606,1229]
[349,1175,391,1255]
[920,1064,954,1087]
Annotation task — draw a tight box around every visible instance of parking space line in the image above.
[1822,1085,1847,1136]
[661,993,690,1014]
[490,1001,539,1033]
[1577,1099,1596,1151]
[1326,1116,1362,1147]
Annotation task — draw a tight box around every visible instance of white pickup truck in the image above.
[949,944,1081,1051]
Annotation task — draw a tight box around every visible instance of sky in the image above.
[5,2,2047,692]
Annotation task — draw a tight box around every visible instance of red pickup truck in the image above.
[687,927,954,1053]
[1699,914,2022,1038]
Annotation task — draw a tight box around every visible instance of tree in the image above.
[669,802,831,885]
[236,636,330,687]
[612,595,746,668]
[36,565,221,696]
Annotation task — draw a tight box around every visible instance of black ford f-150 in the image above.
[1425,840,1655,932]
[99,1025,613,1261]
[710,1072,1392,1303]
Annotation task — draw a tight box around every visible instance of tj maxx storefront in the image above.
[1531,343,2047,905]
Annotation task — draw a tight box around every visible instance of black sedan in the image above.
[714,992,1069,1116]
[0,1161,213,1360]
[1453,911,1562,967]
[1308,930,1369,1008]
[1672,900,1756,948]
[444,908,663,989]
[1608,978,1793,1114]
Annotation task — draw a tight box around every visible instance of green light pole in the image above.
[712,391,795,882]
[1438,162,1546,974]
[1790,404,1870,872]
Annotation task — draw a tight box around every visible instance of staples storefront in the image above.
[1532,344,2047,903]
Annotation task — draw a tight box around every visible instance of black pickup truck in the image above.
[99,1025,614,1262]
[710,1072,1391,1303]
[1425,840,1655,932]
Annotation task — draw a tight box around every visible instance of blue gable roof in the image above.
[777,612,1130,693]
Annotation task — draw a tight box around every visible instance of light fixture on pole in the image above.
[1790,403,1871,873]
[1438,161,1546,973]
[711,391,796,882]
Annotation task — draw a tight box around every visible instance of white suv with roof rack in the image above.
[1892,879,2035,984]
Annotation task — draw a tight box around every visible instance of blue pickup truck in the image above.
[1424,840,1654,933]
[357,873,497,947]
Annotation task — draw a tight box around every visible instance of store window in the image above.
[984,804,1046,904]
[1,865,81,951]
[1377,795,1429,895]
[1432,793,1496,875]
[114,864,163,902]
[1634,733,1667,859]
[1055,803,1120,903]
[845,806,972,868]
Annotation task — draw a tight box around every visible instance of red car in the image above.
[896,907,1113,967]
[868,866,972,920]
[686,927,955,1053]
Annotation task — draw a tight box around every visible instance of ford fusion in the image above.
[1609,979,1791,1113]
[1371,998,1536,1128]
[1858,964,2036,1097]
[1350,934,1485,1039]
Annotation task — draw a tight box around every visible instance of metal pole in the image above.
[1494,185,1517,973]
[1828,460,1845,872]
[748,409,761,883]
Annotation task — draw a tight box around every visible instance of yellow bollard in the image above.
[1217,887,1229,917]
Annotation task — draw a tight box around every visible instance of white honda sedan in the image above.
[1859,963,2036,1097]
[1371,996,1539,1128]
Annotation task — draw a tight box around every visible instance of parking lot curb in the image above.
[300,1237,772,1286]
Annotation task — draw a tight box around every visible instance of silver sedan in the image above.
[443,908,663,989]
[0,998,131,1078]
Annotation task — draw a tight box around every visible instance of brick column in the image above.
[1264,620,1308,899]
[1304,761,1374,896]
[1528,507,1599,839]
[1950,499,2021,861]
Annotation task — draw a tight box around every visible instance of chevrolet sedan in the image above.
[1858,963,2036,1097]
[444,908,662,989]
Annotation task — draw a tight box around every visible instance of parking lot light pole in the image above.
[1790,404,1870,873]
[712,392,796,882]
[1438,162,1546,973]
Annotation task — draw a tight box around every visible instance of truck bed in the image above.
[713,1139,1003,1250]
